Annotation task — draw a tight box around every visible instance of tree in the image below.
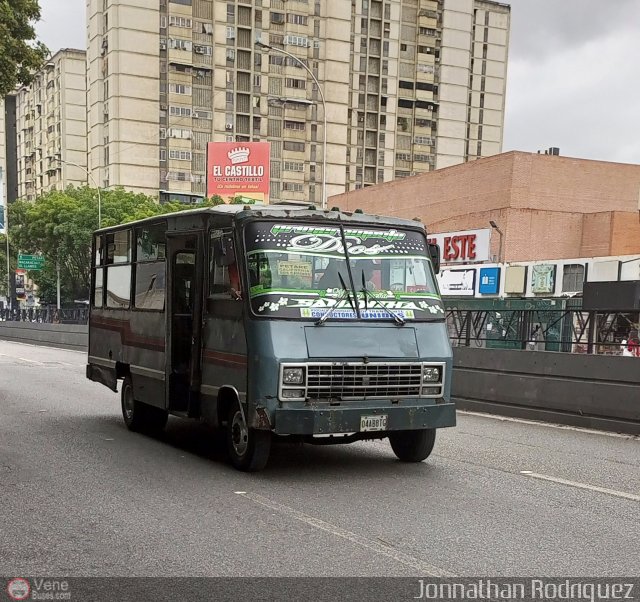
[0,0,49,97]
[8,186,185,304]
[7,187,240,305]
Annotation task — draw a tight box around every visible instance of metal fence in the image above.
[445,305,639,355]
[0,302,637,355]
[0,307,89,325]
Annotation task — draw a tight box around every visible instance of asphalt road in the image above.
[0,340,638,578]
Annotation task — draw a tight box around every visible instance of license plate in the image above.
[360,414,388,432]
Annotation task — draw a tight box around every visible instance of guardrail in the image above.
[452,346,640,435]
[0,321,88,351]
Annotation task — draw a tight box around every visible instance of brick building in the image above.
[330,151,640,263]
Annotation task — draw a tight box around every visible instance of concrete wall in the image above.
[452,346,640,435]
[0,323,88,351]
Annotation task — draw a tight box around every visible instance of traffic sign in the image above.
[17,254,45,270]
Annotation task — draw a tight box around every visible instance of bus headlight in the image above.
[422,366,441,383]
[282,367,305,385]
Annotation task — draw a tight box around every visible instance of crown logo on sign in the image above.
[228,147,250,165]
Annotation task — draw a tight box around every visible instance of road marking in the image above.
[458,410,638,439]
[235,491,454,576]
[18,357,45,365]
[520,471,640,502]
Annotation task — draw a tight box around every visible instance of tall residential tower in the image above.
[87,0,510,204]
[14,49,88,201]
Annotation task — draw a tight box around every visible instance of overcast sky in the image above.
[35,0,640,165]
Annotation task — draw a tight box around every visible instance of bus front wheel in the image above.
[121,376,168,434]
[389,428,436,462]
[226,403,271,472]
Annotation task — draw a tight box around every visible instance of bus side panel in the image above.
[200,304,247,427]
[88,308,166,409]
[127,311,167,409]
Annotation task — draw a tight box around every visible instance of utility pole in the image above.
[1,167,10,310]
[56,258,61,310]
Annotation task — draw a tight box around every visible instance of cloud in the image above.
[504,0,640,163]
[36,0,85,53]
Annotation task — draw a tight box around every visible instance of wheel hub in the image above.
[231,411,249,457]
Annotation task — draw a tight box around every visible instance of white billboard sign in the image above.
[438,268,476,296]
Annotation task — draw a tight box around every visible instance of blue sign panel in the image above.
[479,267,501,295]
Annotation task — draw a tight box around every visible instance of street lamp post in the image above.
[256,41,328,209]
[489,220,504,263]
[57,158,102,228]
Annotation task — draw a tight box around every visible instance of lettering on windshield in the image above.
[245,222,443,321]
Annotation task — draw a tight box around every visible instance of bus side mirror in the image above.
[214,235,236,267]
[428,243,440,274]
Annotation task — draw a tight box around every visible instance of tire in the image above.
[226,403,271,472]
[121,376,168,434]
[389,428,436,462]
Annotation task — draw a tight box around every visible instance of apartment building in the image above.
[1,96,19,205]
[13,49,88,201]
[87,0,510,204]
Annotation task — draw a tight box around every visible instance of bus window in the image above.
[105,229,132,309]
[210,231,239,299]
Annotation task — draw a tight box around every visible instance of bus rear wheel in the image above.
[121,376,168,434]
[226,403,271,472]
[389,428,436,462]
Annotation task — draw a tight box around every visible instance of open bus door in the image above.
[166,232,204,416]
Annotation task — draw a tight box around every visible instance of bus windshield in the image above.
[244,221,445,321]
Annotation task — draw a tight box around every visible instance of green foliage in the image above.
[0,0,49,97]
[7,186,200,303]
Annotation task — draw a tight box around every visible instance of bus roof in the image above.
[95,203,426,233]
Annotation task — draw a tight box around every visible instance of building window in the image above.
[284,120,305,131]
[169,106,192,117]
[169,16,192,28]
[169,150,193,161]
[414,136,434,145]
[287,14,308,25]
[283,161,304,172]
[283,182,304,192]
[284,35,309,47]
[562,264,585,293]
[283,141,305,152]
[285,78,306,90]
[168,38,192,51]
[169,84,192,95]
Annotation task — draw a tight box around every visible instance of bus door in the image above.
[166,232,204,415]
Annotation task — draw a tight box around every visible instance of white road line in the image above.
[458,410,638,439]
[17,357,45,365]
[520,471,640,502]
[235,491,455,577]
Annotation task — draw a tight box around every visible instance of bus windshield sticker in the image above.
[245,222,443,320]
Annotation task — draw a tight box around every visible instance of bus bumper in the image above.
[273,402,456,436]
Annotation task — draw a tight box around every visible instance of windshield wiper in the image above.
[315,272,357,326]
[360,272,406,326]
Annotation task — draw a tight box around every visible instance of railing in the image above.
[0,308,89,325]
[445,306,639,355]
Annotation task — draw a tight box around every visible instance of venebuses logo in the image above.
[6,578,31,601]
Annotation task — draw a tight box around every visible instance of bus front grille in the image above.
[306,362,424,400]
